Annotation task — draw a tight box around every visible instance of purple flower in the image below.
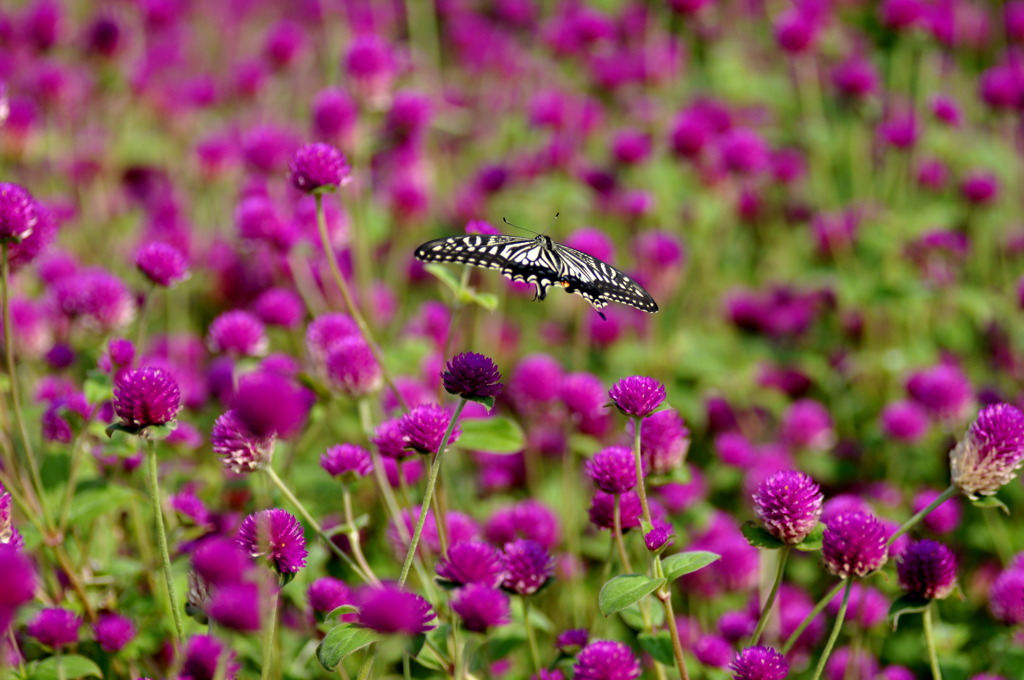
[718,128,770,175]
[354,582,436,634]
[728,646,789,680]
[52,268,136,332]
[822,511,889,579]
[825,582,887,629]
[306,313,360,365]
[753,470,823,544]
[897,539,957,600]
[484,500,561,551]
[93,612,135,653]
[320,443,373,480]
[990,569,1024,624]
[645,523,674,552]
[208,582,262,632]
[26,608,80,648]
[231,371,310,439]
[112,366,181,429]
[500,539,554,596]
[437,541,505,588]
[831,56,879,99]
[774,9,820,54]
[912,489,960,533]
[442,352,503,401]
[961,171,999,206]
[0,543,35,629]
[253,288,304,329]
[398,404,461,454]
[312,88,357,141]
[135,242,189,287]
[289,143,351,193]
[0,183,38,242]
[781,399,834,450]
[451,584,510,633]
[508,354,563,413]
[880,401,929,443]
[208,310,268,357]
[950,403,1024,498]
[906,364,972,420]
[694,634,733,668]
[573,640,641,680]
[192,537,252,587]
[181,634,237,680]
[307,577,352,616]
[585,446,639,494]
[345,35,398,105]
[628,409,690,475]
[326,337,381,397]
[237,509,308,575]
[556,628,589,653]
[588,491,643,531]
[211,409,276,473]
[609,376,666,418]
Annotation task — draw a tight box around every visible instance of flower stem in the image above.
[749,546,792,646]
[612,494,634,572]
[341,484,380,585]
[657,589,691,680]
[631,416,652,527]
[782,579,846,654]
[887,485,957,547]
[522,596,541,674]
[260,590,279,680]
[923,606,943,680]
[809,579,852,680]
[398,399,466,586]
[146,439,185,641]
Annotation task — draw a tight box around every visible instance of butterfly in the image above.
[414,231,659,319]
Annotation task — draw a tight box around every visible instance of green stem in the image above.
[147,440,185,641]
[749,546,792,646]
[356,646,376,680]
[342,484,380,585]
[522,597,541,674]
[923,606,942,680]
[658,589,690,680]
[782,580,846,654]
[887,485,957,547]
[631,416,653,527]
[398,400,466,586]
[260,590,279,680]
[57,407,98,532]
[612,494,633,572]
[56,651,65,680]
[809,579,853,680]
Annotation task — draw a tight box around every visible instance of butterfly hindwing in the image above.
[553,245,659,313]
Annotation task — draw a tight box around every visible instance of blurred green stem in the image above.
[341,483,380,584]
[612,494,633,572]
[888,485,956,547]
[631,416,653,526]
[146,439,185,641]
[782,580,845,654]
[749,546,791,646]
[260,590,279,680]
[809,579,852,680]
[923,607,942,680]
[522,597,541,674]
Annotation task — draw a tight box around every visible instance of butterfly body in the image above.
[414,233,659,319]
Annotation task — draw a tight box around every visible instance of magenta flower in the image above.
[442,352,503,401]
[237,508,308,575]
[211,410,276,473]
[629,409,690,476]
[181,634,238,680]
[307,576,352,616]
[436,541,504,588]
[990,569,1024,625]
[320,443,373,480]
[192,537,253,587]
[484,500,561,551]
[253,288,304,329]
[822,511,889,579]
[27,607,81,648]
[906,364,972,421]
[880,401,929,443]
[950,403,1024,498]
[208,582,262,632]
[289,142,351,193]
[398,404,461,454]
[0,183,37,242]
[208,310,268,357]
[588,491,643,531]
[231,371,310,439]
[93,612,136,653]
[500,539,554,596]
[573,640,642,680]
[354,582,436,634]
[325,337,381,397]
[0,544,36,629]
[753,470,823,544]
[897,539,957,600]
[135,242,189,287]
[556,628,589,653]
[585,446,639,494]
[112,366,181,430]
[609,376,666,418]
[451,584,511,633]
[781,399,834,450]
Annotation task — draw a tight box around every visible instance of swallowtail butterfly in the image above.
[414,231,659,319]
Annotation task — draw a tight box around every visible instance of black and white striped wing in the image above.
[414,235,563,295]
[553,245,659,314]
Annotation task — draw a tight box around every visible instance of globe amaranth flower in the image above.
[211,409,276,473]
[181,634,238,680]
[93,612,136,653]
[0,485,23,549]
[112,366,181,431]
[436,540,505,588]
[880,400,929,443]
[451,584,510,633]
[627,409,690,475]
[752,470,823,544]
[208,582,262,632]
[289,143,351,193]
[912,489,960,533]
[609,375,666,418]
[237,508,308,575]
[500,539,554,596]
[822,511,889,579]
[694,634,733,668]
[728,646,789,680]
[585,446,639,494]
[896,539,957,600]
[484,499,561,551]
[825,582,887,629]
[52,268,136,332]
[0,182,38,242]
[906,364,972,420]
[442,352,503,402]
[231,371,311,439]
[781,399,834,450]
[354,582,436,634]
[253,288,304,329]
[990,568,1024,624]
[207,310,268,357]
[135,242,189,287]
[192,537,253,587]
[325,337,381,397]
[0,543,35,629]
[950,403,1024,499]
[26,607,81,648]
[307,576,352,617]
[398,404,461,454]
[588,491,643,531]
[573,640,642,680]
[320,443,373,481]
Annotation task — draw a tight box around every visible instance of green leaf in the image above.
[456,417,525,454]
[316,624,381,671]
[661,551,721,582]
[424,263,464,294]
[463,394,496,411]
[83,371,113,404]
[423,264,497,311]
[414,624,451,671]
[28,655,103,680]
[598,574,665,616]
[638,631,676,667]
[619,601,665,630]
[741,522,786,550]
[143,421,178,440]
[888,594,930,629]
[327,605,359,620]
[972,495,1010,514]
[105,422,141,438]
[470,292,499,311]
[795,524,824,552]
[67,484,140,525]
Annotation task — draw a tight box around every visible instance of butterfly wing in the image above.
[414,235,562,298]
[553,244,659,314]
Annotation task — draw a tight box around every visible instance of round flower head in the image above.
[825,582,887,629]
[508,354,562,413]
[312,87,357,141]
[135,242,189,287]
[912,489,961,533]
[906,364,972,420]
[896,539,957,600]
[990,568,1024,624]
[752,470,823,544]
[500,539,554,596]
[306,313,359,366]
[354,582,436,634]
[589,491,643,531]
[728,646,789,680]
[320,443,373,480]
[181,634,238,680]
[289,143,351,193]
[398,404,461,454]
[442,352,503,402]
[231,371,310,439]
[880,401,929,443]
[112,366,181,430]
[253,288,304,328]
[0,182,38,242]
[307,576,352,616]
[629,409,690,475]
[557,628,589,653]
[451,584,510,633]
[237,508,308,575]
[52,268,136,332]
[950,403,1024,499]
[781,399,834,450]
[211,410,276,473]
[93,612,135,653]
[0,544,36,630]
[26,608,81,648]
[208,582,261,632]
[573,640,642,680]
[484,499,561,551]
[208,310,268,357]
[436,541,504,588]
[609,375,666,418]
[325,337,381,397]
[645,523,674,552]
[192,537,252,587]
[585,446,639,494]
[822,511,889,579]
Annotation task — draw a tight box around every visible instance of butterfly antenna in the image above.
[539,212,559,237]
[502,217,541,236]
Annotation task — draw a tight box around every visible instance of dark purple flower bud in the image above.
[753,470,823,544]
[289,143,351,194]
[611,128,651,166]
[896,539,957,600]
[93,612,135,653]
[26,608,80,648]
[585,446,638,494]
[238,508,308,575]
[326,337,381,397]
[781,399,834,450]
[822,511,889,578]
[451,584,510,633]
[719,611,756,642]
[774,9,819,53]
[556,628,589,653]
[442,352,503,401]
[398,404,461,454]
[500,539,554,596]
[83,14,120,58]
[0,183,37,243]
[912,489,960,533]
[979,63,1022,111]
[645,523,674,552]
[192,537,252,587]
[354,582,436,634]
[105,338,135,372]
[990,569,1024,624]
[231,371,310,439]
[252,288,304,329]
[181,634,238,680]
[211,409,276,473]
[880,401,929,443]
[307,577,352,616]
[960,170,999,206]
[208,310,268,357]
[694,634,733,668]
[951,403,1024,498]
[589,491,643,531]
[320,443,373,480]
[728,645,789,680]
[906,363,972,421]
[263,19,304,70]
[573,640,641,680]
[609,375,666,418]
[209,582,262,632]
[436,541,504,588]
[135,242,189,287]
[112,366,181,429]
